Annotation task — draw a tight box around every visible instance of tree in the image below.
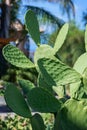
[82,9,87,26]
[0,0,20,77]
[49,0,75,20]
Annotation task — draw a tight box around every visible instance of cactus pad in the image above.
[55,99,87,130]
[38,57,81,86]
[31,113,45,130]
[3,44,34,69]
[18,79,35,95]
[25,10,40,46]
[4,82,31,118]
[27,87,62,112]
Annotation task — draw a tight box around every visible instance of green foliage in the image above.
[38,57,81,86]
[55,99,87,130]
[27,87,62,113]
[0,115,31,130]
[2,10,87,130]
[25,10,40,46]
[0,114,54,130]
[74,53,87,74]
[4,82,31,118]
[85,25,87,51]
[34,44,54,69]
[31,113,45,130]
[38,74,53,93]
[18,79,35,95]
[3,44,34,69]
[53,23,69,54]
[49,23,85,66]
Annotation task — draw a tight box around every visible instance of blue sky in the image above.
[74,0,87,29]
[21,0,87,29]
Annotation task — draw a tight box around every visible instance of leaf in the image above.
[53,23,69,54]
[18,79,35,95]
[31,113,45,130]
[25,10,40,46]
[74,52,87,74]
[3,44,34,69]
[37,57,81,87]
[27,87,62,113]
[4,83,31,118]
[85,24,87,51]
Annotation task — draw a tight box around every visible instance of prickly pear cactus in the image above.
[3,44,34,69]
[53,23,69,54]
[25,10,40,46]
[4,82,32,118]
[37,57,81,86]
[2,9,87,130]
[27,87,62,113]
[37,74,54,94]
[31,113,46,130]
[34,44,54,67]
[54,99,87,130]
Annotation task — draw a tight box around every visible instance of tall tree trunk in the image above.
[0,0,11,77]
[0,0,11,38]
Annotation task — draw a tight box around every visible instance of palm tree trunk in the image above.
[0,0,11,38]
[0,0,11,77]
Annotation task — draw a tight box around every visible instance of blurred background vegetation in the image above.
[0,0,87,129]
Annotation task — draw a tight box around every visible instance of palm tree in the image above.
[48,0,75,20]
[82,9,87,26]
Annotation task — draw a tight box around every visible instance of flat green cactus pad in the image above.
[18,79,35,95]
[31,113,45,130]
[27,87,62,113]
[4,82,31,118]
[53,23,69,54]
[3,44,34,69]
[74,52,87,75]
[25,10,40,46]
[55,99,87,130]
[38,57,81,87]
[34,44,54,68]
[38,74,53,94]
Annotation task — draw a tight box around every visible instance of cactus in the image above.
[38,74,54,94]
[3,44,34,69]
[4,82,32,118]
[54,99,87,130]
[18,79,35,95]
[25,10,40,46]
[2,10,87,130]
[30,113,46,130]
[27,87,62,113]
[34,44,54,69]
[53,23,69,54]
[37,57,81,86]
